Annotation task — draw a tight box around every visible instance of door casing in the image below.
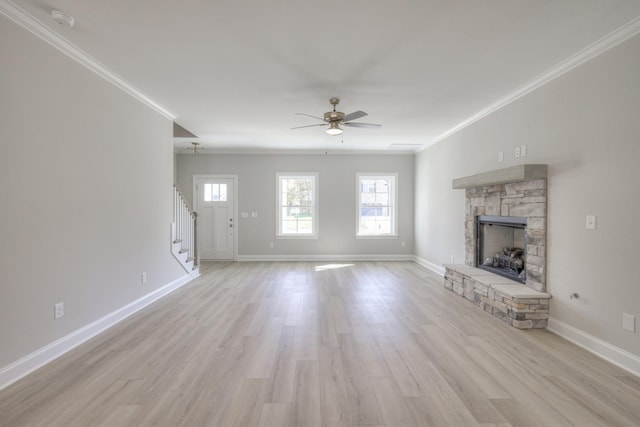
[193,174,238,260]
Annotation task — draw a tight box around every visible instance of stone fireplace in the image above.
[462,168,547,292]
[444,165,551,329]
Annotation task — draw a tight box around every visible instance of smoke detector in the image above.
[51,10,75,28]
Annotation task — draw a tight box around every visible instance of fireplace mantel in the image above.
[452,164,547,189]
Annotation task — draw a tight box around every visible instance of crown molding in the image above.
[0,0,176,120]
[174,148,416,156]
[426,15,640,149]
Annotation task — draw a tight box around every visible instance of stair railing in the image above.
[173,185,198,268]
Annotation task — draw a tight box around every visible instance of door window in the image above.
[203,183,227,202]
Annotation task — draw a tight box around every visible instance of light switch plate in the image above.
[498,152,504,162]
[520,144,527,157]
[240,212,249,218]
[586,215,597,230]
[623,313,636,332]
[251,212,258,218]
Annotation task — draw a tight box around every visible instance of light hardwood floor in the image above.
[1,261,639,426]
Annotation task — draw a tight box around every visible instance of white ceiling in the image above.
[9,0,640,153]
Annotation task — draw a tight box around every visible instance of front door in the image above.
[196,177,234,260]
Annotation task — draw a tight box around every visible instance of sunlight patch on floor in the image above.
[314,263,354,272]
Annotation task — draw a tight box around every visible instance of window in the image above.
[277,173,318,237]
[203,183,227,202]
[357,174,397,236]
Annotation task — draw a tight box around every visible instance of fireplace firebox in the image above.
[476,215,527,283]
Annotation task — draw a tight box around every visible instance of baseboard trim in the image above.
[413,256,446,276]
[0,274,194,391]
[236,254,414,262]
[547,317,640,378]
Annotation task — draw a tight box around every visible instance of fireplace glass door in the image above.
[477,216,527,283]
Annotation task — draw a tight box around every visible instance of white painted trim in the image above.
[356,173,399,238]
[175,149,416,156]
[0,274,193,391]
[413,256,446,276]
[423,15,640,149]
[276,172,319,238]
[193,174,239,260]
[236,254,413,262]
[0,0,175,120]
[547,317,640,378]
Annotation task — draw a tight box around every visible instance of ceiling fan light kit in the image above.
[326,122,343,135]
[292,97,381,136]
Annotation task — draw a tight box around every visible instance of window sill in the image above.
[356,234,398,239]
[276,235,318,239]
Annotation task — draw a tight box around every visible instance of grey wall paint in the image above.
[0,17,184,368]
[415,33,640,357]
[176,154,414,257]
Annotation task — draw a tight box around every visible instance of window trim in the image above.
[355,173,398,238]
[276,172,318,239]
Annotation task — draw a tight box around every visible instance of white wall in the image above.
[415,33,640,358]
[176,153,414,258]
[0,17,185,369]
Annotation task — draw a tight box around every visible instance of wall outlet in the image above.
[515,146,521,158]
[498,152,504,162]
[520,144,527,157]
[54,302,64,320]
[623,313,636,332]
[251,212,258,218]
[240,211,249,218]
[141,272,147,284]
[586,215,597,230]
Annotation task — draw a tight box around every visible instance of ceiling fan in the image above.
[291,97,382,135]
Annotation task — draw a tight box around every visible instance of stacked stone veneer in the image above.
[444,265,550,329]
[465,178,547,292]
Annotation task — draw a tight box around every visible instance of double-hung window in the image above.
[356,174,397,237]
[277,173,318,237]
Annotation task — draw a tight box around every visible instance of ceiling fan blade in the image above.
[291,123,328,130]
[343,122,382,129]
[343,110,367,122]
[295,113,326,122]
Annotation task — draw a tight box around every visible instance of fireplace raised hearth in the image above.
[477,215,527,283]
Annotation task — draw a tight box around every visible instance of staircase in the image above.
[172,185,199,277]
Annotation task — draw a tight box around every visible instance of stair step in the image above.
[179,248,189,254]
[186,257,195,262]
[173,239,182,244]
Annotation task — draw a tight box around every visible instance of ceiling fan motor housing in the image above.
[324,111,345,122]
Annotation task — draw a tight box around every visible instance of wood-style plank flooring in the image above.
[1,261,639,426]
